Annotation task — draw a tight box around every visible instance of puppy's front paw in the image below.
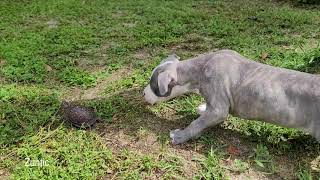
[170,129,188,145]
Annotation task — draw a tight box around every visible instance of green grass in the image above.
[297,169,313,180]
[10,127,112,180]
[113,150,185,179]
[252,144,276,173]
[193,147,225,180]
[1,0,320,179]
[0,85,60,145]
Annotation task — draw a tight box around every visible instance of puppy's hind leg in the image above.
[170,107,228,145]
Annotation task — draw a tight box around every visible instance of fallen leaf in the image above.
[227,145,241,155]
[224,156,232,165]
[45,64,53,72]
[282,45,292,50]
[0,59,6,66]
[248,16,258,21]
[260,52,268,60]
[46,19,59,28]
[255,160,265,168]
[106,168,113,174]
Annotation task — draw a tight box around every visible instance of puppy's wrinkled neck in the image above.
[176,58,206,89]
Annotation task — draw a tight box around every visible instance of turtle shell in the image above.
[61,101,98,128]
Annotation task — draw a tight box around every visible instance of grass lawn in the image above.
[1,0,320,179]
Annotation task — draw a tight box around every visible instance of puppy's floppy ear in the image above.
[158,71,174,96]
[161,54,180,64]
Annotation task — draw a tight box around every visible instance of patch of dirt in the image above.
[75,40,123,70]
[282,38,319,52]
[132,48,151,60]
[214,127,300,179]
[46,19,59,29]
[0,59,6,83]
[111,10,128,18]
[76,57,107,70]
[310,155,320,171]
[275,156,296,179]
[167,34,219,59]
[96,123,201,178]
[63,67,133,101]
[227,168,270,180]
[98,128,160,154]
[0,59,6,66]
[0,77,4,82]
[150,104,186,121]
[123,22,136,28]
[0,169,10,180]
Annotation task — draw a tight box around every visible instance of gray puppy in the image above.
[143,50,320,144]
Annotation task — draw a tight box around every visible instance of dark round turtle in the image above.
[61,101,98,128]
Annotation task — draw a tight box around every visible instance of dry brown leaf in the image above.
[227,145,241,155]
[0,59,6,66]
[282,45,292,50]
[45,64,53,72]
[260,52,268,60]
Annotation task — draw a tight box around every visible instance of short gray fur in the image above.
[144,50,320,144]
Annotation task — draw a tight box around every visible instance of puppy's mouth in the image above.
[142,91,155,105]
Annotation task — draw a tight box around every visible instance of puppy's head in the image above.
[150,54,180,97]
[144,54,179,103]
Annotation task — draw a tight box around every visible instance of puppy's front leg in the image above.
[170,108,228,144]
